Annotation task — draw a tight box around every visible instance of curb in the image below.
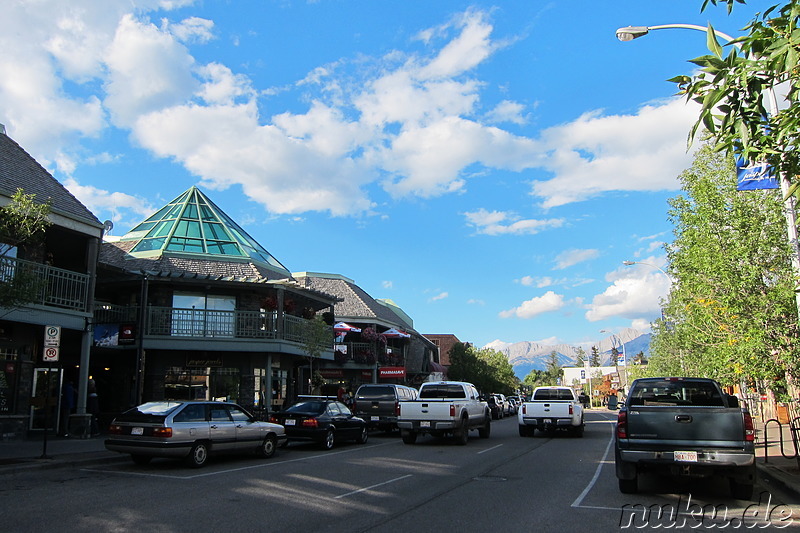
[756,462,800,501]
[0,453,126,475]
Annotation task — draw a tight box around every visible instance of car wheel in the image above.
[478,415,491,438]
[321,429,335,450]
[258,435,277,458]
[729,478,754,500]
[356,426,369,444]
[573,422,585,438]
[455,417,469,445]
[401,429,417,444]
[186,442,209,468]
[131,454,151,466]
[618,476,638,494]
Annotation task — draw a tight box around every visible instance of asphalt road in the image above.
[2,410,799,532]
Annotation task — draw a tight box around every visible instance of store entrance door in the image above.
[30,367,62,433]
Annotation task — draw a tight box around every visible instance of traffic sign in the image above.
[43,346,59,362]
[44,325,61,347]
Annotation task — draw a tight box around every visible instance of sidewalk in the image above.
[1,420,799,500]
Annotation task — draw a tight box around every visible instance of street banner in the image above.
[736,158,779,190]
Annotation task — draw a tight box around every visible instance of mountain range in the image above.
[485,328,651,380]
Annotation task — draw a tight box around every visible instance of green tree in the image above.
[589,346,601,368]
[545,350,563,384]
[0,189,51,309]
[522,369,551,389]
[575,347,586,367]
[448,343,519,395]
[300,316,334,393]
[674,1,800,195]
[647,144,798,388]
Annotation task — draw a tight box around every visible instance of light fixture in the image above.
[616,26,650,42]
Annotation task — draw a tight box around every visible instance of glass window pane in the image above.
[147,220,172,238]
[132,238,166,252]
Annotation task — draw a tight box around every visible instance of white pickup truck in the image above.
[397,381,491,445]
[518,386,584,437]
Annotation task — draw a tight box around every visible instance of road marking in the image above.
[571,418,616,508]
[477,444,504,455]
[334,474,413,499]
[82,441,395,480]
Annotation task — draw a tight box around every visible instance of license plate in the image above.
[543,419,551,424]
[420,421,431,428]
[131,427,143,435]
[371,416,380,421]
[675,451,698,462]
[284,419,296,426]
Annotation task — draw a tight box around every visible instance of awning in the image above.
[429,361,447,373]
[334,322,362,333]
[382,327,410,338]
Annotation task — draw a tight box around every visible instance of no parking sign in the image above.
[43,325,61,362]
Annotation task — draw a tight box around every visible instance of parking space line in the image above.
[477,444,504,455]
[334,474,413,499]
[571,422,615,508]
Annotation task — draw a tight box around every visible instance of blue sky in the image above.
[0,1,765,349]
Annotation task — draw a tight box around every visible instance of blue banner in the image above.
[736,158,779,191]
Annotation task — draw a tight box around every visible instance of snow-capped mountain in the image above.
[485,328,650,380]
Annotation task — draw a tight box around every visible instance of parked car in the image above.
[507,397,518,415]
[270,396,368,450]
[494,394,511,416]
[104,400,287,468]
[352,384,418,433]
[485,395,502,419]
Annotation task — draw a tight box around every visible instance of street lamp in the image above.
[622,260,671,280]
[616,23,800,317]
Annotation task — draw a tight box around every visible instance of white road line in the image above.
[477,444,504,455]
[571,419,616,508]
[334,474,413,499]
[82,441,395,480]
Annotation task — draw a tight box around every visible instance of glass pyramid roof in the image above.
[120,186,290,275]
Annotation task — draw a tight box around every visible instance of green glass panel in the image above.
[207,241,242,255]
[132,237,166,252]
[165,203,183,219]
[184,203,199,219]
[174,220,202,238]
[200,204,217,221]
[147,220,172,238]
[203,222,231,240]
[167,237,205,252]
[129,221,156,233]
[145,205,171,222]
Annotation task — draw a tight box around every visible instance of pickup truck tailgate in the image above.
[626,406,746,447]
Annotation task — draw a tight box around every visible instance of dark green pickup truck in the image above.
[615,377,756,499]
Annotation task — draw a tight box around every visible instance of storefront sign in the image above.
[379,366,406,378]
[319,369,344,378]
[361,371,373,379]
[186,356,223,368]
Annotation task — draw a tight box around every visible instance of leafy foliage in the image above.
[646,144,799,387]
[447,342,519,394]
[672,1,800,194]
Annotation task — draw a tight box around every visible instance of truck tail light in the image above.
[395,401,401,416]
[569,404,573,415]
[522,404,527,415]
[616,410,627,439]
[450,404,456,417]
[743,411,755,442]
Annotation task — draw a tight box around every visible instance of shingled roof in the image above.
[0,131,102,230]
[294,272,414,330]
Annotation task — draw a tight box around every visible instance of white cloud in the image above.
[63,178,154,229]
[429,291,449,302]
[530,100,700,208]
[164,16,214,44]
[584,257,670,322]
[464,208,564,235]
[486,100,527,125]
[500,290,565,319]
[467,298,485,305]
[554,248,599,270]
[382,281,393,289]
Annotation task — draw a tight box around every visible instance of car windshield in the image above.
[286,401,327,414]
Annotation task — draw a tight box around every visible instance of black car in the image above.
[270,396,368,450]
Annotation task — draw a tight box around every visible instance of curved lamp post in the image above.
[622,260,671,280]
[616,23,800,317]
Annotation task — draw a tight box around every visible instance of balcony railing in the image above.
[334,341,405,365]
[0,256,89,311]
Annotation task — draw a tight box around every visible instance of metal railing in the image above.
[762,416,800,469]
[0,256,89,311]
[147,306,279,339]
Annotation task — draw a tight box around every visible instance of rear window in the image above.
[286,401,327,414]
[628,380,725,407]
[356,386,395,401]
[117,401,183,422]
[533,388,574,401]
[419,384,467,399]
